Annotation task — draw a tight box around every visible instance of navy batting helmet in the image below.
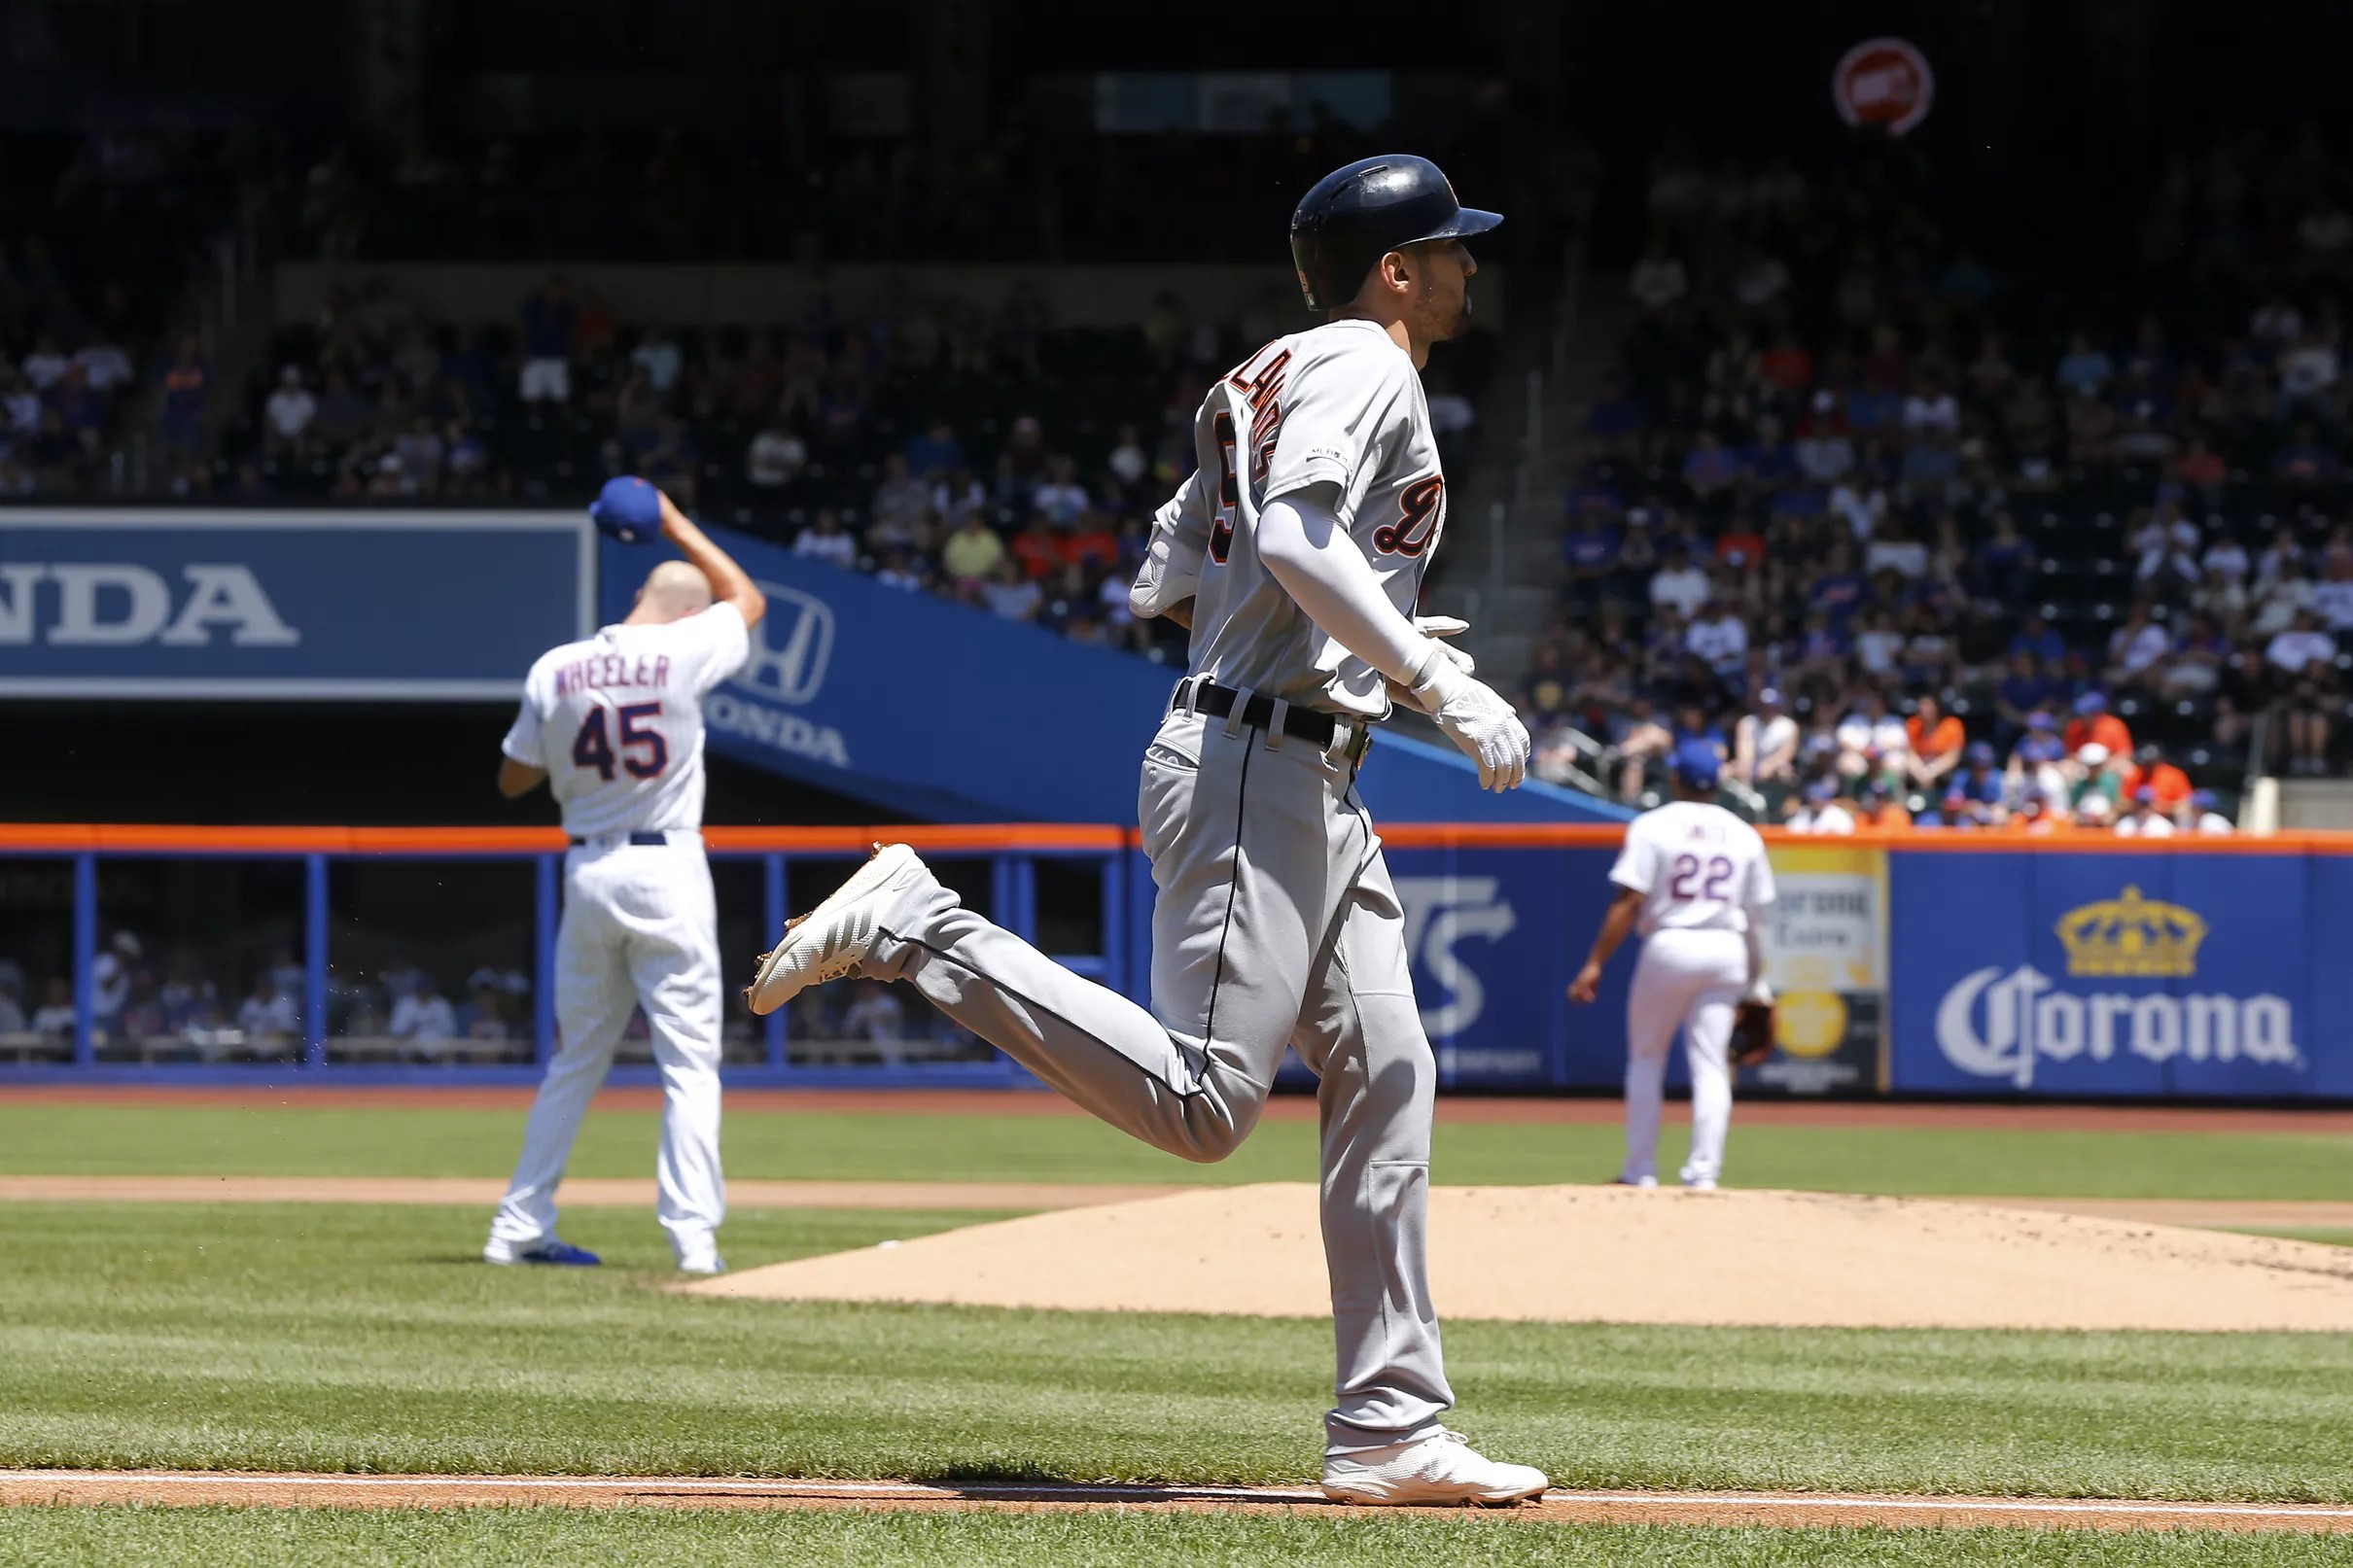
[1288,155,1503,312]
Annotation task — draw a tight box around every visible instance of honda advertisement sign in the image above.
[0,510,591,699]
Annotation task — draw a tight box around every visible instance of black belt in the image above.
[1174,679,1371,763]
[570,831,672,847]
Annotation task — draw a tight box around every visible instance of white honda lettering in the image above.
[706,692,852,769]
[49,564,170,645]
[159,564,300,646]
[0,564,41,644]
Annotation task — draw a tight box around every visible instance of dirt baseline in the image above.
[13,1176,2353,1237]
[691,1183,2353,1332]
[4,1472,2348,1534]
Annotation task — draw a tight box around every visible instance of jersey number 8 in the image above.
[573,702,668,782]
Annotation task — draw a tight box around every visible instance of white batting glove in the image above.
[1409,643,1528,792]
[1413,615,1475,676]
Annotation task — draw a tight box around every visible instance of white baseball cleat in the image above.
[1320,1429,1549,1507]
[746,843,929,1015]
[678,1253,726,1276]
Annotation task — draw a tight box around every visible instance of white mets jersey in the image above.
[1609,800,1776,936]
[1149,319,1446,719]
[502,602,752,838]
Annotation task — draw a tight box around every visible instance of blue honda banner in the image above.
[597,526,1630,826]
[0,510,591,699]
[1887,850,2322,1098]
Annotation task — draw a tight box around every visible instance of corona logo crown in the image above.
[2054,886,2208,978]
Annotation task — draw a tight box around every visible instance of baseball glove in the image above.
[1729,999,1775,1067]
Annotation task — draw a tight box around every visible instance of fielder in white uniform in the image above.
[740,156,1548,1508]
[1570,744,1775,1190]
[485,492,765,1273]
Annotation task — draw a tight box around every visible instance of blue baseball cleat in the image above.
[484,1237,601,1267]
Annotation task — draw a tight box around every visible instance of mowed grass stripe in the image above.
[1,1204,2349,1500]
[5,1507,2353,1567]
[1,1103,2349,1198]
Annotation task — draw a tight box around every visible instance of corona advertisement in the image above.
[1888,853,2323,1098]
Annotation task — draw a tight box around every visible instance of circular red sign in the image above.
[1832,37,1934,137]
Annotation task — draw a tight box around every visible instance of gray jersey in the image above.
[1151,319,1445,719]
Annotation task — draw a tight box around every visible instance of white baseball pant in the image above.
[490,838,724,1264]
[855,699,1453,1456]
[1621,926,1745,1188]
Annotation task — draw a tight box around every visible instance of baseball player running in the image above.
[485,487,765,1274]
[746,157,1545,1506]
[1568,744,1775,1191]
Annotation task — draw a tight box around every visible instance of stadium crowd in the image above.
[216,272,1490,665]
[1522,127,2353,818]
[0,128,260,497]
[0,926,975,1068]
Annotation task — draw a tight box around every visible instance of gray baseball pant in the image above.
[860,694,1453,1453]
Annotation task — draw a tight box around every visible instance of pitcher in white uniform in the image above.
[485,489,765,1272]
[1569,743,1775,1190]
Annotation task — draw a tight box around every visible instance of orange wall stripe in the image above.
[5,823,2353,855]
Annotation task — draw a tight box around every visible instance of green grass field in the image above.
[3,1097,2350,1564]
[5,1099,2351,1197]
[7,1509,2353,1568]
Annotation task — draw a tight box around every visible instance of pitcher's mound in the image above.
[687,1183,2353,1332]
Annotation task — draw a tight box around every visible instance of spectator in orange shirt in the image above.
[1856,780,1913,830]
[1904,693,1966,791]
[1063,508,1120,575]
[2061,690,2132,758]
[2120,743,2193,812]
[2003,789,2074,836]
[1009,512,1067,580]
[1716,519,1766,573]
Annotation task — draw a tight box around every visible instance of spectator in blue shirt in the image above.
[1845,382,1903,435]
[2009,612,2066,665]
[1809,542,1867,626]
[1583,374,1648,449]
[2274,422,2342,485]
[2055,331,2113,398]
[1953,741,2008,806]
[1670,702,1728,762]
[157,334,209,454]
[1682,429,1743,500]
[1742,415,1797,485]
[518,275,576,402]
[1562,515,1621,606]
[904,419,964,478]
[1995,651,2057,731]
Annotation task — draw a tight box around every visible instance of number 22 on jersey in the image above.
[573,702,669,782]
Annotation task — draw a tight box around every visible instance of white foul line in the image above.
[2,1472,2351,1520]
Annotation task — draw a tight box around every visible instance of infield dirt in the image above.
[690,1182,2353,1331]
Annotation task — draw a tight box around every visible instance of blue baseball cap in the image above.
[1758,686,1784,707]
[1668,744,1722,790]
[1966,741,1996,766]
[2191,788,2217,809]
[1805,778,1837,803]
[2075,690,2107,714]
[2026,710,2055,730]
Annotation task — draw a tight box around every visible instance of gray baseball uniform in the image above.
[858,320,1454,1454]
